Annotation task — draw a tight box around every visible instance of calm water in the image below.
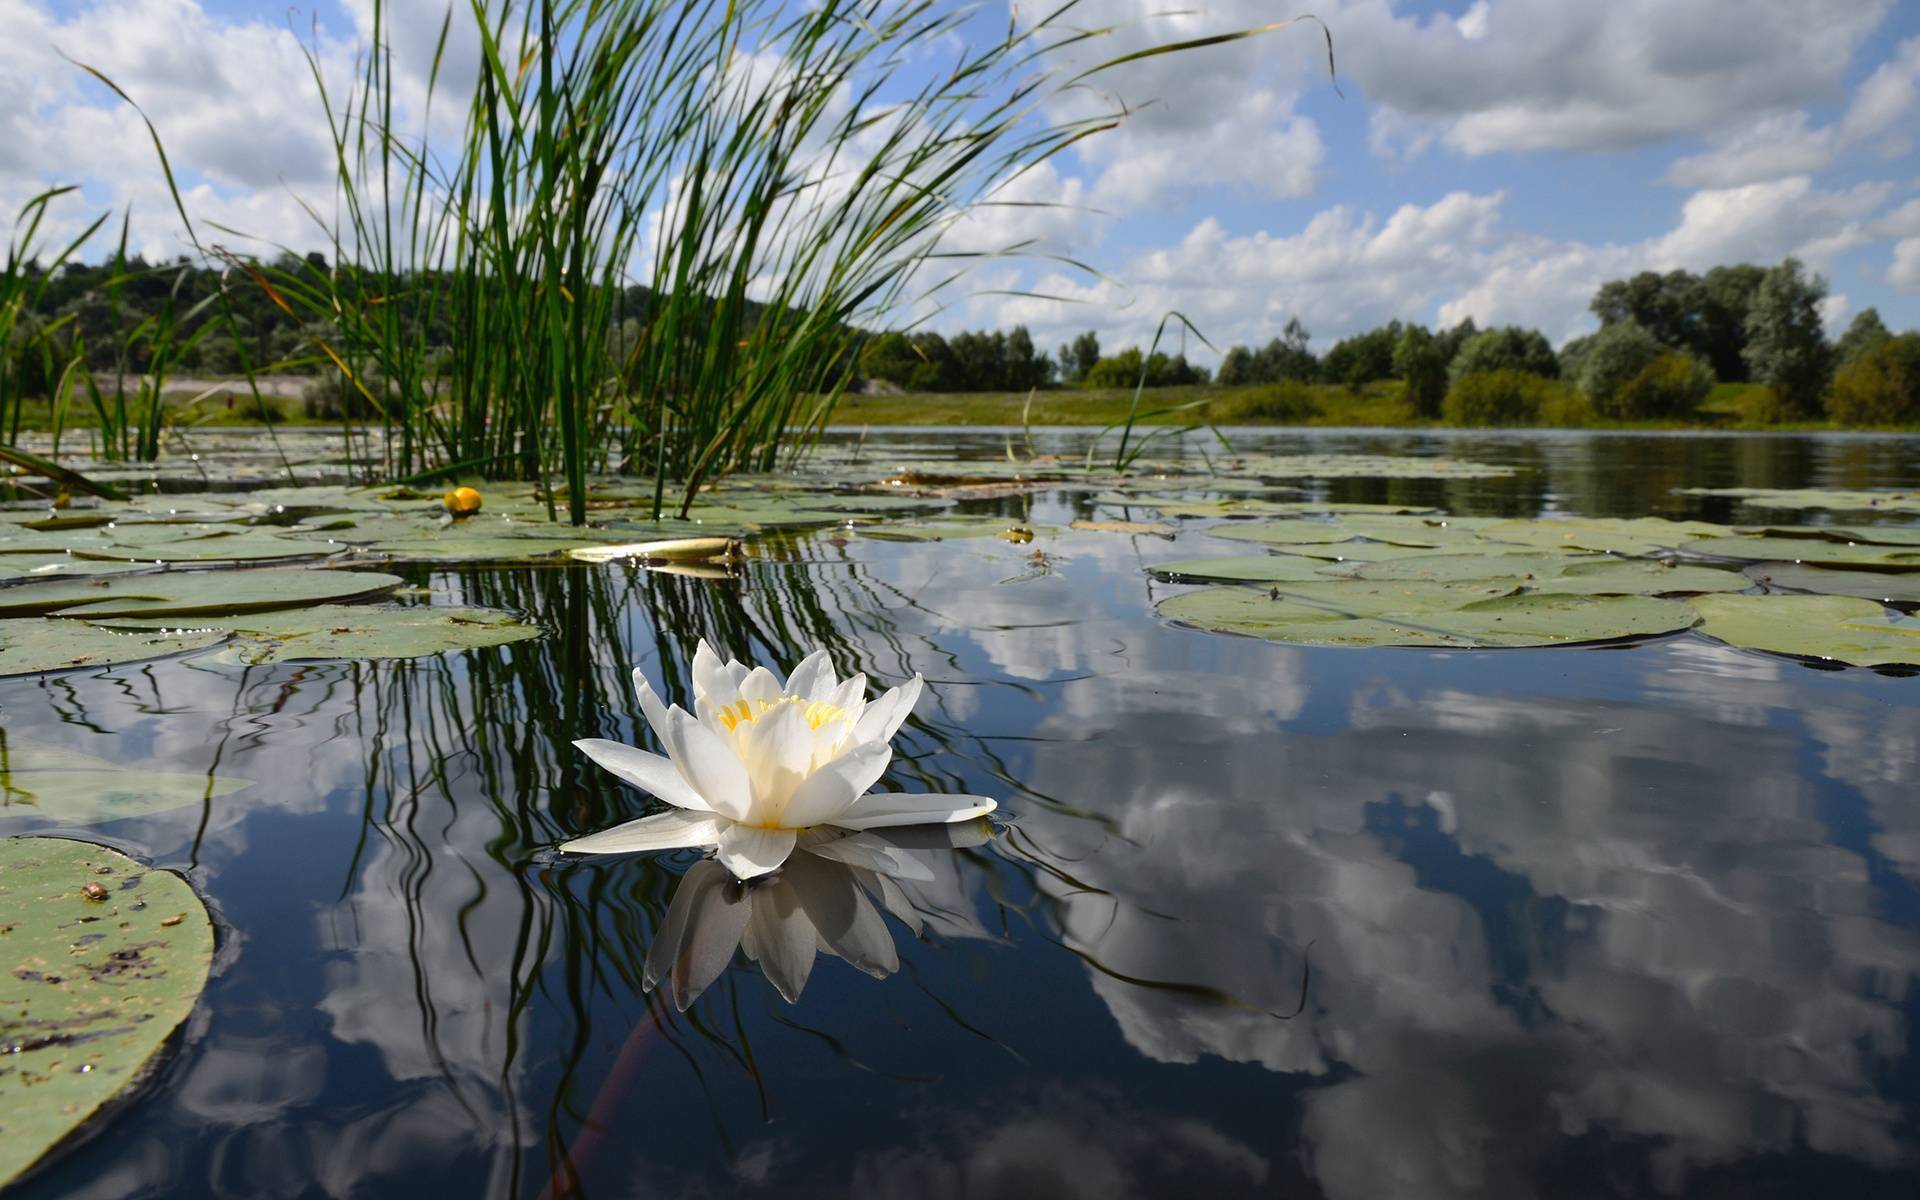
[9,429,1920,1199]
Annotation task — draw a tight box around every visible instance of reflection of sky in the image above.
[5,430,1920,1197]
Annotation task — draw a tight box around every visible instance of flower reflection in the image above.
[644,822,992,1009]
[564,641,995,877]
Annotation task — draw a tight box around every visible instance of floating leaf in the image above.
[0,620,226,676]
[1478,517,1725,555]
[1224,453,1518,479]
[103,604,543,664]
[1678,487,1920,513]
[0,568,404,619]
[1683,535,1920,570]
[1160,580,1694,648]
[568,537,740,564]
[1688,593,1920,666]
[1149,554,1340,583]
[1748,561,1920,604]
[0,746,251,823]
[1350,553,1747,595]
[1069,519,1175,537]
[0,837,213,1185]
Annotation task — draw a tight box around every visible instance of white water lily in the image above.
[563,640,995,878]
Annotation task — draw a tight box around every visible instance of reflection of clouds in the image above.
[847,1086,1269,1200]
[1014,645,1920,1197]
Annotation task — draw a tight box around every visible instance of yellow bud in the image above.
[443,486,483,517]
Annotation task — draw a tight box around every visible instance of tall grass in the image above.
[236,0,1317,522]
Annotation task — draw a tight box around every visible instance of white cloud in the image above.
[1665,37,1920,187]
[976,177,1901,355]
[1892,239,1920,292]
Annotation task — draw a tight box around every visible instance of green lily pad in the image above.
[1226,454,1518,480]
[0,620,227,677]
[1160,580,1695,649]
[1148,555,1342,583]
[1748,562,1920,604]
[1478,517,1726,555]
[104,605,542,663]
[1678,487,1920,513]
[0,556,157,581]
[1689,593,1920,666]
[1350,553,1747,595]
[0,568,405,619]
[1683,535,1920,570]
[0,747,252,823]
[0,837,214,1186]
[1210,515,1492,552]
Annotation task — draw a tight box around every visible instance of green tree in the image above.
[1834,307,1892,370]
[1590,270,1703,351]
[1322,321,1401,388]
[1576,320,1666,416]
[1698,264,1766,381]
[1217,345,1256,386]
[1448,326,1558,382]
[1434,316,1478,367]
[1057,330,1100,383]
[1827,332,1920,425]
[1742,258,1831,419]
[1392,324,1447,418]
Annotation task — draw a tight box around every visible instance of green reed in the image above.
[233,0,1310,522]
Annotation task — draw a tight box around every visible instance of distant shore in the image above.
[9,377,1917,435]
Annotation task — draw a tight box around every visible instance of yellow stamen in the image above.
[717,696,849,733]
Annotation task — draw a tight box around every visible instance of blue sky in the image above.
[4,0,1918,362]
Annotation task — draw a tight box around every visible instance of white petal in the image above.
[803,831,936,882]
[852,674,922,744]
[631,668,673,745]
[573,739,712,811]
[715,824,798,879]
[831,792,996,831]
[739,665,784,705]
[784,854,898,977]
[662,707,754,821]
[742,881,817,1001]
[692,640,744,723]
[737,699,814,785]
[644,861,750,1010]
[826,673,866,712]
[782,649,836,700]
[780,740,892,828]
[561,809,725,855]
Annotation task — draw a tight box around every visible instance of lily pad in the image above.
[103,605,543,664]
[1478,517,1726,555]
[0,746,252,824]
[1148,554,1342,583]
[1748,561,1920,604]
[1226,454,1518,480]
[0,568,405,619]
[1683,535,1920,570]
[1160,580,1695,649]
[0,620,227,677]
[1689,593,1920,666]
[0,837,214,1186]
[1678,487,1920,513]
[1350,553,1748,595]
[1069,519,1175,537]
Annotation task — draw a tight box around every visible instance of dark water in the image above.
[9,429,1920,1199]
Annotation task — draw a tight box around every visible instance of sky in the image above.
[3,0,1919,363]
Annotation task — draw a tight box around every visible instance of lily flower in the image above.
[563,640,995,878]
[645,823,992,1009]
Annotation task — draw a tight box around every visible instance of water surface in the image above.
[8,429,1920,1199]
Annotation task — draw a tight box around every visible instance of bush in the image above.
[1575,320,1663,415]
[1539,385,1594,426]
[1612,352,1714,419]
[1448,326,1559,383]
[1827,333,1920,425]
[302,373,387,420]
[1206,380,1320,422]
[1442,369,1553,425]
[1578,322,1712,418]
